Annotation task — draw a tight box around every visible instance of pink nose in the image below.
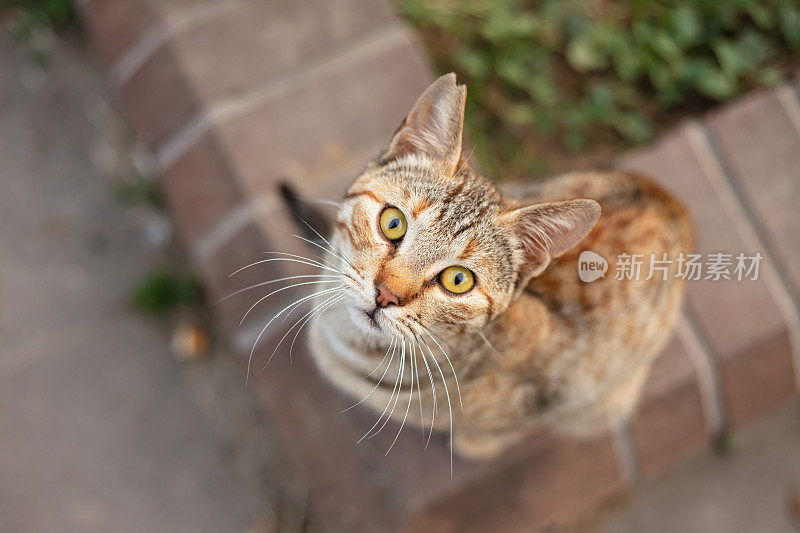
[375,283,400,307]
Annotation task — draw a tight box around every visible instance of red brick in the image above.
[249,342,400,533]
[215,30,431,198]
[160,131,245,245]
[167,0,396,102]
[630,336,709,478]
[640,333,697,401]
[632,380,709,479]
[145,0,231,22]
[200,192,341,335]
[199,221,298,334]
[706,88,800,297]
[79,0,156,64]
[718,330,795,426]
[119,44,199,147]
[405,432,626,532]
[619,130,788,362]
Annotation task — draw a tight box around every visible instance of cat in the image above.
[305,73,691,460]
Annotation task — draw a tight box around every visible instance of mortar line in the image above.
[192,140,385,262]
[684,120,800,388]
[111,0,242,84]
[610,423,638,484]
[154,21,411,171]
[677,312,725,432]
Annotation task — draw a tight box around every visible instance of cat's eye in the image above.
[379,207,407,241]
[439,266,475,295]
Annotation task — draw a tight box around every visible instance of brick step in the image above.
[78,0,800,530]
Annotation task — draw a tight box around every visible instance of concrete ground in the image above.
[2,29,799,533]
[0,34,293,533]
[580,399,800,533]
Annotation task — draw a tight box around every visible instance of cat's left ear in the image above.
[500,199,601,283]
[381,73,466,176]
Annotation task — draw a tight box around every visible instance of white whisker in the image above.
[358,339,405,443]
[413,340,425,447]
[367,339,406,441]
[364,335,393,379]
[246,286,343,385]
[476,328,504,359]
[217,274,344,303]
[292,233,355,272]
[415,334,438,450]
[240,280,342,325]
[421,336,454,477]
[386,337,415,455]
[342,338,397,412]
[424,333,465,412]
[291,215,357,272]
[259,292,343,372]
[229,254,343,277]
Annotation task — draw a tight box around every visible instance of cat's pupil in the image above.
[388,218,400,229]
[454,273,464,285]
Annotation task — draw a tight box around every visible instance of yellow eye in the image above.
[439,266,475,294]
[379,207,407,241]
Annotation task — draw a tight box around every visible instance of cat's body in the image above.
[306,75,690,458]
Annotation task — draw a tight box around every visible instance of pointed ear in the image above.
[500,199,601,283]
[381,73,466,176]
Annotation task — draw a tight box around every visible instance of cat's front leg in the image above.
[451,429,526,460]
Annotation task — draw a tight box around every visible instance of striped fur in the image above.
[308,74,691,459]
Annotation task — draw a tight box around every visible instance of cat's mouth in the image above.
[347,303,398,337]
[363,308,379,328]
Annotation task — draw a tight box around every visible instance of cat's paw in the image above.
[452,431,519,461]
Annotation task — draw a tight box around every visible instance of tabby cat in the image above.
[306,73,691,459]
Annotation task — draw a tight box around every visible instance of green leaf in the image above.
[535,109,556,136]
[496,57,528,87]
[501,103,536,126]
[586,83,614,120]
[696,67,737,100]
[131,270,203,316]
[524,75,557,107]
[713,38,747,77]
[670,5,702,47]
[566,33,609,72]
[757,66,783,87]
[454,47,490,79]
[779,3,800,48]
[650,31,681,61]
[745,2,774,29]
[564,130,588,152]
[612,112,653,143]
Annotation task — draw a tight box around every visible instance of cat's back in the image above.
[520,171,692,327]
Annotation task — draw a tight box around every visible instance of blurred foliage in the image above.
[115,175,166,211]
[398,0,800,178]
[1,0,76,32]
[2,0,77,64]
[131,270,204,317]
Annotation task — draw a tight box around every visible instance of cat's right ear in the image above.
[380,73,466,176]
[499,199,601,284]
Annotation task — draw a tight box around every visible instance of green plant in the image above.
[131,270,204,317]
[115,175,166,210]
[398,0,800,178]
[2,0,77,64]
[1,0,76,31]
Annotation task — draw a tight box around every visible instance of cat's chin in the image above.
[347,305,382,335]
[346,305,399,344]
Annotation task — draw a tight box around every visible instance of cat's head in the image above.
[331,74,599,342]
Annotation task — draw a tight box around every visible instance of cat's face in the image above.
[331,161,517,341]
[326,74,599,344]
